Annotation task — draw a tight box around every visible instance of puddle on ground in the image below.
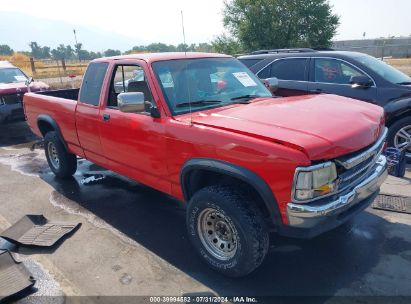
[49,191,141,248]
[0,149,48,177]
[382,237,411,254]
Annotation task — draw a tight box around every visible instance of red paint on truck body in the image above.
[23,53,385,225]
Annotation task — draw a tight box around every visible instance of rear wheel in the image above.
[186,185,269,277]
[44,131,77,178]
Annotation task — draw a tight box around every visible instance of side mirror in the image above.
[264,77,279,94]
[25,77,33,86]
[25,77,34,92]
[350,75,373,89]
[145,101,161,118]
[118,92,145,113]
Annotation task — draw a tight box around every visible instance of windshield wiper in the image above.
[175,100,223,108]
[397,81,411,85]
[230,94,263,101]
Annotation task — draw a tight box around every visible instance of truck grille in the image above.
[335,127,387,192]
[1,94,23,105]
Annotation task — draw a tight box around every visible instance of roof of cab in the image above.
[92,52,232,64]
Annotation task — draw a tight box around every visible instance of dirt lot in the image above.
[1,121,411,303]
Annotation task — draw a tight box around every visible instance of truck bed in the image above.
[23,90,81,149]
[36,88,79,101]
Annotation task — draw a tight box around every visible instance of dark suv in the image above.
[238,49,411,158]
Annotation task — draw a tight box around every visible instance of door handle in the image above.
[102,114,110,121]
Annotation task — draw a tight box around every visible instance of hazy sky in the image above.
[330,0,411,40]
[1,0,410,46]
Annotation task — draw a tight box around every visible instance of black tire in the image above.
[387,116,411,162]
[44,131,77,178]
[186,185,269,277]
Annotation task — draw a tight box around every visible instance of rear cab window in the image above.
[79,62,109,106]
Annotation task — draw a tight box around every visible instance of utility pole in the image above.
[73,29,80,61]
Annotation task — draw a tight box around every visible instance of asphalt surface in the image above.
[1,121,411,303]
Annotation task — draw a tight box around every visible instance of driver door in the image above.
[98,61,170,194]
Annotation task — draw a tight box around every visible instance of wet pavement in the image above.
[0,121,39,148]
[1,121,411,302]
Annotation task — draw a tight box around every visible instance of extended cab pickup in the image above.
[24,53,388,277]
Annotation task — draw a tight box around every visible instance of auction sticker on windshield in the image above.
[14,76,27,82]
[232,72,257,87]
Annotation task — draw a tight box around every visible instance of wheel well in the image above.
[386,110,411,127]
[183,169,271,222]
[38,120,55,137]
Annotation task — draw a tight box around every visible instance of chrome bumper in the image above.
[286,155,388,228]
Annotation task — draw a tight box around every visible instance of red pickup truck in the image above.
[24,52,388,277]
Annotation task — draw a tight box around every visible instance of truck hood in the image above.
[0,81,49,95]
[179,94,385,161]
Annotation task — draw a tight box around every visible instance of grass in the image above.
[33,62,88,79]
[0,53,89,79]
[0,53,35,74]
[385,58,411,76]
[48,79,83,90]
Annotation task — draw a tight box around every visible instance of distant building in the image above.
[332,37,411,58]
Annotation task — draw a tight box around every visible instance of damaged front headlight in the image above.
[293,162,338,202]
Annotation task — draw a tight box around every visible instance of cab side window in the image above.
[79,62,109,106]
[314,58,365,84]
[107,65,154,108]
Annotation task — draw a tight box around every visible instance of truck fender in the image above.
[37,114,69,151]
[180,158,282,225]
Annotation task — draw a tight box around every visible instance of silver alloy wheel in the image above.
[197,208,238,261]
[394,125,411,158]
[47,142,60,169]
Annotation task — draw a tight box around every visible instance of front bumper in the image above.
[283,155,387,237]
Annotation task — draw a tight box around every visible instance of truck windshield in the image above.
[355,55,411,85]
[152,57,272,115]
[0,68,28,84]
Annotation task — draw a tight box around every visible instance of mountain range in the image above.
[0,11,143,52]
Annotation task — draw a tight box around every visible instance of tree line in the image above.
[0,41,214,60]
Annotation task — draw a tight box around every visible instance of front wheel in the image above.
[44,131,77,178]
[388,116,411,161]
[186,185,269,277]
